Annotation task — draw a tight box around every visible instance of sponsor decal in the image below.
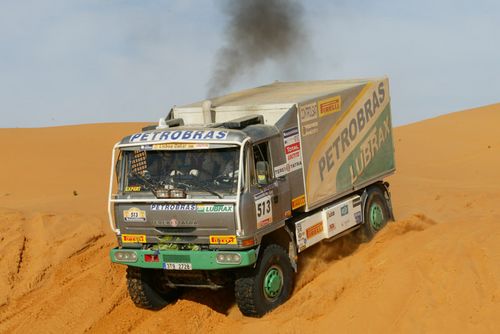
[328,223,336,231]
[125,186,141,192]
[150,204,197,211]
[197,204,234,213]
[274,163,290,178]
[209,235,237,245]
[340,204,349,216]
[286,142,300,154]
[306,80,389,207]
[121,234,146,243]
[318,95,341,117]
[299,101,318,122]
[129,130,228,143]
[292,194,305,210]
[123,207,146,222]
[302,122,319,137]
[348,115,391,183]
[152,143,209,150]
[151,219,197,227]
[306,222,323,239]
[255,190,273,228]
[283,127,302,172]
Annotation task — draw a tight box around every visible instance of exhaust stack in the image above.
[202,100,215,124]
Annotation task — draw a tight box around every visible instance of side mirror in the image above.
[256,161,270,185]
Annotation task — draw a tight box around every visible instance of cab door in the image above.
[249,139,290,229]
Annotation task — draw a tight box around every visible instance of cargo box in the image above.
[173,77,395,211]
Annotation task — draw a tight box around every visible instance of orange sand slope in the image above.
[0,105,499,333]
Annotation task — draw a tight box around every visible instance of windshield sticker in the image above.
[123,207,147,222]
[152,143,209,150]
[121,234,146,243]
[197,204,234,213]
[129,130,228,143]
[209,235,237,245]
[150,204,197,211]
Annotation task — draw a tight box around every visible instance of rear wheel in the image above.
[126,267,180,310]
[358,186,391,242]
[235,244,294,317]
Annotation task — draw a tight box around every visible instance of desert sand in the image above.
[1,105,499,333]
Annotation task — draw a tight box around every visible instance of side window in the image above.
[252,142,272,185]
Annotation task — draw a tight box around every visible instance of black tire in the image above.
[126,266,180,310]
[235,244,294,317]
[358,186,391,242]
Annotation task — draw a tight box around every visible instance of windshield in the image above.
[120,147,240,197]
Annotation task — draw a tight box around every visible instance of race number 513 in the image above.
[255,194,272,228]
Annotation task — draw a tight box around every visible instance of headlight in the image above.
[154,189,170,198]
[169,189,186,198]
[216,252,241,264]
[114,250,138,262]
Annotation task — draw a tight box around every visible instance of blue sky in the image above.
[1,0,499,127]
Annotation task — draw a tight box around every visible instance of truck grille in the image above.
[156,227,196,234]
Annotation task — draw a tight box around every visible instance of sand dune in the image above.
[0,105,499,333]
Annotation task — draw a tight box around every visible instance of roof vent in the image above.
[156,117,184,130]
[142,124,157,131]
[222,115,264,129]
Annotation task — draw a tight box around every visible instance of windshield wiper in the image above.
[179,179,224,199]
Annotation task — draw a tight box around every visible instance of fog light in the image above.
[114,250,138,262]
[170,189,186,198]
[216,252,241,264]
[154,189,170,198]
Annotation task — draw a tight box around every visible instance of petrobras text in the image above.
[129,130,228,143]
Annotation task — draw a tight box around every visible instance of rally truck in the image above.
[108,77,396,317]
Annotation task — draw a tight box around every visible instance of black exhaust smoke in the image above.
[207,0,307,97]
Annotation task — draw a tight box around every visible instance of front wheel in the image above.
[358,186,391,242]
[126,267,180,310]
[235,244,294,317]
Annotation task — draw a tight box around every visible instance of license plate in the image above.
[163,262,192,270]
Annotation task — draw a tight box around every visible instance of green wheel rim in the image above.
[263,265,283,300]
[370,203,384,230]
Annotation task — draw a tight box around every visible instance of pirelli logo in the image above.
[318,95,341,117]
[306,222,323,239]
[121,234,146,243]
[292,195,306,210]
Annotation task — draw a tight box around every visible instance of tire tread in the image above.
[234,244,294,317]
[126,267,169,310]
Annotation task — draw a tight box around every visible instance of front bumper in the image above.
[109,247,257,270]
